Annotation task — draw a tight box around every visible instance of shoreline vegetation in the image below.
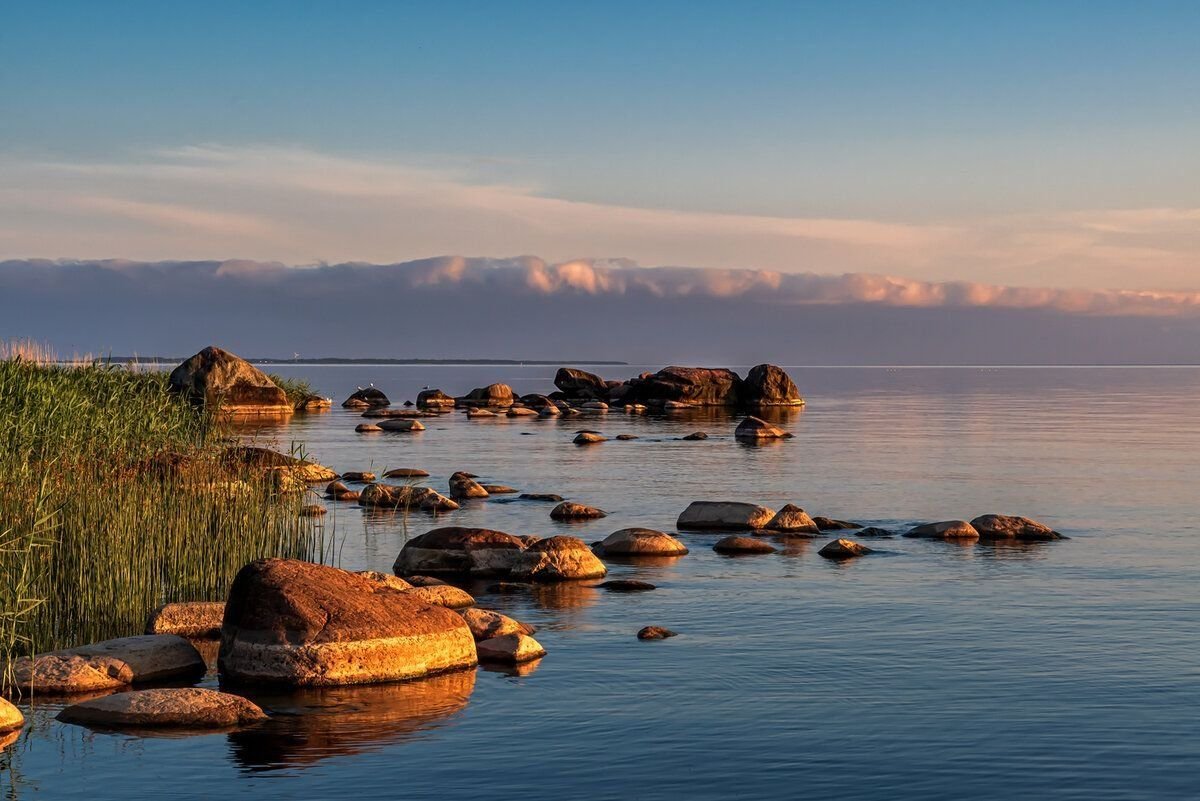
[0,342,326,686]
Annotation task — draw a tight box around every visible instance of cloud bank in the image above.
[3,257,1200,364]
[3,145,1200,292]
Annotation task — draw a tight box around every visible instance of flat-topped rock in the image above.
[766,504,820,533]
[597,528,688,556]
[384,467,430,478]
[476,634,546,664]
[168,346,293,417]
[507,406,539,417]
[358,484,459,512]
[595,579,656,592]
[355,423,383,433]
[970,514,1062,541]
[145,602,226,638]
[219,559,477,686]
[818,538,874,559]
[458,608,536,641]
[812,517,860,531]
[551,501,607,520]
[10,635,205,695]
[480,484,518,494]
[7,654,131,696]
[57,688,266,730]
[341,387,390,409]
[713,536,777,554]
[905,520,980,540]
[677,501,775,530]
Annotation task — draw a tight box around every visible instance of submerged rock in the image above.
[341,387,390,409]
[855,527,894,538]
[970,514,1062,541]
[677,501,775,530]
[57,688,266,730]
[145,602,226,638]
[818,538,873,559]
[519,493,563,502]
[507,406,539,417]
[595,579,656,592]
[476,634,546,664]
[713,535,777,554]
[466,408,497,418]
[681,431,708,441]
[904,520,980,540]
[637,626,678,640]
[596,528,688,556]
[615,434,638,440]
[550,501,607,520]
[765,504,820,534]
[734,416,791,440]
[168,346,293,418]
[219,559,477,686]
[340,471,376,482]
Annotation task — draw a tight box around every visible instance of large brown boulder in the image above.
[554,367,609,400]
[621,366,744,406]
[416,388,456,408]
[765,504,819,533]
[460,383,514,407]
[904,520,980,540]
[218,559,477,686]
[970,514,1062,541]
[596,528,688,556]
[740,364,805,406]
[341,387,390,409]
[168,346,293,417]
[57,688,267,730]
[392,527,526,576]
[677,501,775,530]
[448,471,489,500]
[512,536,607,581]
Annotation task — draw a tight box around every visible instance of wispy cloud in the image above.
[2,145,1199,291]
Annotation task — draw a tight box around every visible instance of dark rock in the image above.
[168,346,293,417]
[970,514,1062,541]
[460,383,514,407]
[416,388,456,408]
[550,501,607,520]
[393,527,526,576]
[383,467,430,478]
[713,535,777,554]
[812,517,860,531]
[734,415,791,440]
[621,366,744,406]
[341,387,390,409]
[595,580,656,592]
[637,626,677,640]
[554,367,609,400]
[681,431,708,441]
[740,364,804,406]
[519,493,564,502]
[904,520,980,540]
[818,538,873,559]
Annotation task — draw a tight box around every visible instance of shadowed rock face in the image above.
[168,346,293,417]
[416,388,456,407]
[342,387,390,408]
[741,364,804,406]
[394,527,525,576]
[57,688,267,730]
[905,520,980,540]
[460,383,514,407]
[218,559,477,687]
[358,483,458,512]
[734,415,791,440]
[554,367,609,400]
[621,366,744,406]
[145,602,226,638]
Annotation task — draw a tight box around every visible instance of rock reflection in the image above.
[226,668,476,771]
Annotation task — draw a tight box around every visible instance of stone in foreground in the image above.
[713,535,777,554]
[970,514,1062,541]
[145,601,226,638]
[904,520,980,540]
[818,538,873,559]
[168,346,293,417]
[637,626,678,640]
[765,504,820,533]
[218,559,477,686]
[677,501,775,530]
[597,528,688,556]
[57,688,267,729]
[476,634,546,664]
[0,698,23,733]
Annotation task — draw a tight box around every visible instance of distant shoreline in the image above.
[104,356,630,366]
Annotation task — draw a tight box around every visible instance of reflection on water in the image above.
[226,669,476,772]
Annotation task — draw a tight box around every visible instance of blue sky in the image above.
[2,1,1199,289]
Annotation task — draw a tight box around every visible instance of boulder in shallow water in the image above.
[458,608,536,641]
[448,471,489,500]
[904,520,980,540]
[168,346,293,417]
[637,626,678,640]
[392,527,526,576]
[383,467,430,478]
[623,366,744,406]
[554,367,609,400]
[219,559,477,686]
[57,688,266,729]
[765,504,819,534]
[341,387,390,409]
[596,528,688,556]
[480,484,518,494]
[520,493,563,503]
[573,432,607,445]
[476,634,546,664]
[0,699,23,733]
[340,471,376,483]
[145,602,226,638]
[358,483,458,512]
[507,406,539,417]
[595,579,656,592]
[512,536,608,581]
[10,635,205,695]
[970,514,1062,541]
[739,364,805,407]
[812,516,860,531]
[355,423,383,433]
[407,584,475,609]
[713,535,777,554]
[550,501,607,520]
[681,431,708,441]
[378,418,425,432]
[677,501,775,530]
[225,446,338,483]
[461,383,514,408]
[416,388,456,408]
[818,538,873,559]
[734,415,791,440]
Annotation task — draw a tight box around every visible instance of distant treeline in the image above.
[104,356,629,366]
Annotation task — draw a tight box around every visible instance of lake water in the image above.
[6,365,1199,800]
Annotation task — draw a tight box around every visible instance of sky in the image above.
[2,2,1199,360]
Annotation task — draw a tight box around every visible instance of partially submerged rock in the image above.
[145,602,226,638]
[466,408,497,418]
[905,520,980,540]
[383,467,430,478]
[550,501,607,520]
[461,383,514,408]
[300,504,326,517]
[10,635,205,695]
[970,514,1062,541]
[341,387,390,409]
[219,559,477,686]
[168,346,293,418]
[416,388,456,408]
[448,471,489,500]
[506,406,539,417]
[765,504,819,534]
[554,367,609,400]
[637,626,677,640]
[476,634,546,664]
[57,688,266,730]
[595,580,656,592]
[355,423,383,433]
[358,484,459,512]
[378,418,426,432]
[458,608,536,641]
[514,536,608,581]
[740,364,804,406]
[341,471,376,483]
[677,501,775,530]
[596,528,688,556]
[681,431,708,441]
[392,527,526,576]
[225,446,338,483]
[480,484,518,494]
[520,493,563,503]
[734,415,791,440]
[818,538,873,559]
[812,517,860,531]
[713,536,777,554]
[573,432,607,445]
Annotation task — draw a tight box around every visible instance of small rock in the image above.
[383,467,430,478]
[573,432,607,445]
[905,520,980,540]
[812,517,860,531]
[856,527,894,537]
[480,484,518,494]
[355,423,383,433]
[637,626,677,640]
[466,408,497,418]
[332,490,360,502]
[340,471,376,482]
[681,431,708,441]
[342,387,390,409]
[818,538,873,559]
[597,528,688,556]
[520,493,563,502]
[507,407,539,417]
[734,415,791,440]
[378,418,425,432]
[615,434,638,440]
[550,501,607,520]
[713,535,777,554]
[513,536,608,581]
[0,698,23,733]
[458,608,536,641]
[324,479,351,497]
[476,634,546,664]
[57,688,267,729]
[595,580,656,592]
[449,471,489,500]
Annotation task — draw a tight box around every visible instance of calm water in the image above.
[6,366,1199,800]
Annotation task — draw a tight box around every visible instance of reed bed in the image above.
[0,345,325,682]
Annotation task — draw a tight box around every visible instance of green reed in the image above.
[0,349,325,677]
